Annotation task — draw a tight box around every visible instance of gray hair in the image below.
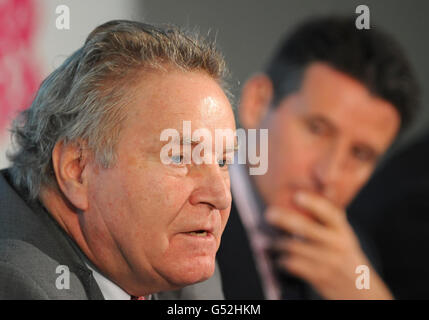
[7,20,231,200]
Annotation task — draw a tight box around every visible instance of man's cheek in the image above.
[341,165,372,196]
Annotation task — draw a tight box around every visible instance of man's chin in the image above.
[162,256,215,287]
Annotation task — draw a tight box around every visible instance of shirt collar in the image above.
[85,262,131,300]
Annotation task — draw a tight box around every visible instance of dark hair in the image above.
[266,16,420,132]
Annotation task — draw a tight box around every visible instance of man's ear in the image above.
[51,140,89,211]
[239,74,273,129]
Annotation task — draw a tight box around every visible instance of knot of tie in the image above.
[131,295,148,300]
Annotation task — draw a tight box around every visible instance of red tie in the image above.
[131,295,148,300]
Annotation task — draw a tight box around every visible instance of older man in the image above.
[0,20,235,299]
[218,16,420,300]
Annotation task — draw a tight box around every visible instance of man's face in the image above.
[256,63,400,213]
[82,68,235,294]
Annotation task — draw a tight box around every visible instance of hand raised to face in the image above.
[266,191,393,300]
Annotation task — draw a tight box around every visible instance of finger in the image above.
[274,238,338,273]
[294,191,345,228]
[266,207,335,245]
[274,238,329,262]
[277,255,319,285]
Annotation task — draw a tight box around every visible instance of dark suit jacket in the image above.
[217,200,321,300]
[0,169,224,300]
[217,201,265,299]
[218,199,380,300]
[348,131,429,299]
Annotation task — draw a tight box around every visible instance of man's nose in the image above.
[189,165,231,211]
[311,144,348,201]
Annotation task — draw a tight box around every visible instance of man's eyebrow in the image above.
[225,143,239,153]
[165,134,200,145]
[307,114,336,131]
[166,134,239,151]
[354,142,381,158]
[182,136,201,146]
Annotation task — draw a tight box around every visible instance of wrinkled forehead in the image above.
[118,69,236,146]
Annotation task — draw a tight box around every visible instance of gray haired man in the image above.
[0,20,235,299]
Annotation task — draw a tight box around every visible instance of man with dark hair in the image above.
[217,16,419,299]
[266,17,418,129]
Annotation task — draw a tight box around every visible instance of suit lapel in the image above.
[217,200,265,299]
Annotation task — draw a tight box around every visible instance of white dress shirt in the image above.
[85,263,131,300]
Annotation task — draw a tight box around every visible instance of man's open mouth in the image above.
[187,230,208,237]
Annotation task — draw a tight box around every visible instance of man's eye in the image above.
[171,155,184,164]
[217,159,228,168]
[307,120,326,135]
[352,146,375,162]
